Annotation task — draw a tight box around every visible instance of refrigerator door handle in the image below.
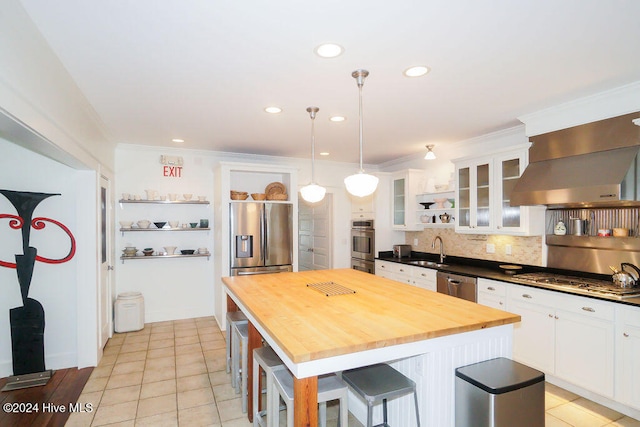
[261,205,267,263]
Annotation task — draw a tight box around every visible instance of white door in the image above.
[298,194,332,271]
[99,175,113,348]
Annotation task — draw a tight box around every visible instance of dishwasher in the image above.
[436,271,477,302]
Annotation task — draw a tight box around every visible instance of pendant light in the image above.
[299,106,327,203]
[344,69,379,198]
[424,144,436,160]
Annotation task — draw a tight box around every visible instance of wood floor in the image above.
[0,367,93,427]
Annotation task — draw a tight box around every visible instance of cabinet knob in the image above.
[499,302,503,305]
[581,307,595,313]
[548,314,553,318]
[522,294,532,299]
[554,315,559,320]
[624,333,630,338]
[487,287,495,291]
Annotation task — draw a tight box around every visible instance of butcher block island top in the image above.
[222,268,520,364]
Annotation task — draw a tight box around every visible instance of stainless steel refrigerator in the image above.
[230,202,293,275]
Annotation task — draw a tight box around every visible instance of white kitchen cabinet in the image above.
[507,284,615,398]
[410,267,437,291]
[375,260,435,290]
[508,284,556,373]
[375,260,410,284]
[351,194,375,219]
[615,305,640,410]
[554,295,614,398]
[391,169,425,231]
[454,147,543,235]
[477,278,506,310]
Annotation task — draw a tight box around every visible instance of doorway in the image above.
[99,175,113,349]
[298,194,333,271]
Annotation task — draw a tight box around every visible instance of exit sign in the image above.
[163,166,182,177]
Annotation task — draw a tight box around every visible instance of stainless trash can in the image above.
[114,292,145,333]
[455,357,544,427]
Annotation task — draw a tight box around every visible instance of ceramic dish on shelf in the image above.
[419,202,435,209]
[142,248,154,256]
[433,198,448,209]
[137,220,151,229]
[265,182,286,197]
[181,249,195,255]
[251,193,266,200]
[154,221,166,229]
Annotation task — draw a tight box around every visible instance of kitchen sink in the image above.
[409,260,448,268]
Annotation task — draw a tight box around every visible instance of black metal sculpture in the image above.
[0,189,76,379]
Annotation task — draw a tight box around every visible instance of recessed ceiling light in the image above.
[314,43,344,58]
[171,138,184,143]
[329,116,345,122]
[404,66,430,77]
[320,152,330,156]
[264,106,282,114]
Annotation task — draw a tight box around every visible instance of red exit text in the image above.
[163,166,182,177]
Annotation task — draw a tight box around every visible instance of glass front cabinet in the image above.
[455,148,543,235]
[391,169,425,231]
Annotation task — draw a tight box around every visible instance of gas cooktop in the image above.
[512,272,640,299]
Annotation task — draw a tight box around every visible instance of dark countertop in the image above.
[377,251,640,307]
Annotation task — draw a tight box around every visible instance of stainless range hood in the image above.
[511,112,640,208]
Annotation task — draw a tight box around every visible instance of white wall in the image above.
[0,138,84,377]
[116,144,374,324]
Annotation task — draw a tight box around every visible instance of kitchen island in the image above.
[223,268,520,426]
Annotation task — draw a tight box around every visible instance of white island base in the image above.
[343,325,514,427]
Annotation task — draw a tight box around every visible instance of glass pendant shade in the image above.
[424,144,436,160]
[300,183,327,203]
[344,171,379,198]
[300,106,326,203]
[346,69,378,198]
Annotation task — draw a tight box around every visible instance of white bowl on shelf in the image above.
[119,221,133,229]
[168,220,179,228]
[163,246,177,255]
[137,220,151,229]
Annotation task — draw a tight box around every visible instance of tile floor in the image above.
[66,316,640,426]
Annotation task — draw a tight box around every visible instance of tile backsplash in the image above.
[405,228,543,266]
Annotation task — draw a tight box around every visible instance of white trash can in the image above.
[114,292,145,333]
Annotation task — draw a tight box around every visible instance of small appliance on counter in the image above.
[393,244,412,258]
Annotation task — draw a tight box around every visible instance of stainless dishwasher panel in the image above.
[437,271,477,302]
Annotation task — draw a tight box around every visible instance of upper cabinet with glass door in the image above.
[455,147,544,235]
[391,169,425,231]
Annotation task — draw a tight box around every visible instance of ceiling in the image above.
[19,0,640,165]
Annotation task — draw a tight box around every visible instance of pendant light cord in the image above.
[307,106,319,183]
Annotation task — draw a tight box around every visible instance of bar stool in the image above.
[226,310,247,389]
[341,363,420,427]
[252,346,285,427]
[271,369,349,427]
[231,321,249,413]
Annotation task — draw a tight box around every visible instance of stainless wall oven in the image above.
[351,219,375,274]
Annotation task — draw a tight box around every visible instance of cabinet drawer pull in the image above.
[581,307,595,312]
[399,268,405,272]
[522,294,532,299]
[380,265,386,268]
[554,315,559,320]
[548,314,553,318]
[624,333,630,337]
[487,287,495,291]
[499,302,503,305]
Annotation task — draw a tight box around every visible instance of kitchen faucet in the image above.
[432,235,446,264]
